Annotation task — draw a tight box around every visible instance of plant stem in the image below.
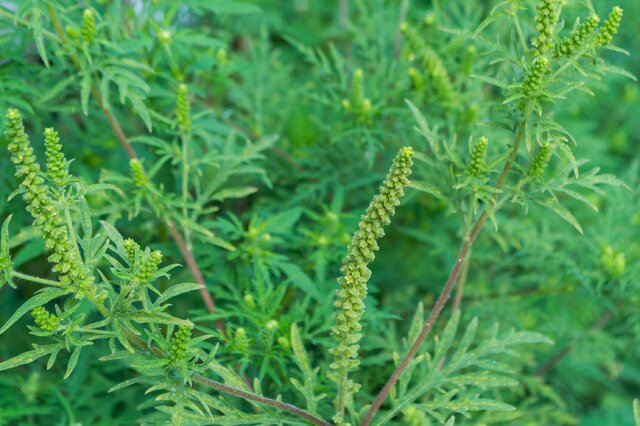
[393,0,411,59]
[535,299,623,376]
[123,331,327,425]
[44,6,225,331]
[166,220,226,337]
[451,254,470,311]
[11,271,61,287]
[361,100,534,426]
[192,374,332,426]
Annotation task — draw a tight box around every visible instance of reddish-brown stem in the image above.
[535,299,622,376]
[361,101,533,426]
[192,375,331,426]
[167,222,226,336]
[452,254,470,311]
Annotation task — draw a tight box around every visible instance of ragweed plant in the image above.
[0,0,637,425]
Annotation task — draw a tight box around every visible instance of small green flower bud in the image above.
[31,306,60,332]
[44,128,70,187]
[467,137,488,177]
[243,293,255,308]
[330,147,414,397]
[528,142,553,178]
[408,67,424,90]
[81,9,95,45]
[531,0,559,54]
[123,238,139,263]
[343,68,372,124]
[215,48,229,66]
[234,327,250,353]
[157,29,171,46]
[259,320,278,349]
[129,159,148,188]
[594,6,623,47]
[169,325,192,362]
[277,336,290,350]
[65,26,79,40]
[601,245,625,278]
[556,15,600,57]
[176,84,191,132]
[521,56,549,98]
[459,45,476,77]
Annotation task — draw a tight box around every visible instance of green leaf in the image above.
[190,0,261,15]
[0,344,61,372]
[449,372,518,388]
[409,181,445,199]
[1,214,11,258]
[634,399,639,426]
[277,262,320,301]
[64,346,82,379]
[30,9,49,67]
[212,186,258,201]
[290,324,310,372]
[0,287,71,334]
[81,71,92,115]
[535,199,583,234]
[156,283,203,305]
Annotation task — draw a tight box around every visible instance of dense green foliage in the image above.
[0,0,638,425]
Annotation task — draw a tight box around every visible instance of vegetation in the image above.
[0,0,638,425]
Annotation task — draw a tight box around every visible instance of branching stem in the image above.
[44,6,224,333]
[361,100,534,426]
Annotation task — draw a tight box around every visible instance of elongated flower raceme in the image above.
[169,325,192,363]
[521,56,549,98]
[342,69,372,124]
[44,128,70,187]
[594,6,623,47]
[330,147,414,424]
[130,159,149,188]
[81,9,95,45]
[467,137,488,177]
[176,84,191,132]
[528,142,553,178]
[5,110,94,293]
[531,0,559,54]
[31,306,59,333]
[556,15,600,57]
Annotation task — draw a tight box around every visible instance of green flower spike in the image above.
[81,9,95,44]
[594,6,623,47]
[408,67,424,90]
[531,0,559,54]
[32,306,60,333]
[234,327,250,353]
[176,84,191,132]
[330,147,414,424]
[130,159,148,188]
[123,238,140,263]
[44,128,70,187]
[342,69,372,124]
[136,250,162,286]
[169,325,192,363]
[556,15,600,57]
[5,110,93,292]
[467,137,488,177]
[529,142,553,178]
[521,56,549,98]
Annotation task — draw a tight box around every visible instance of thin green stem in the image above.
[361,100,534,426]
[181,132,191,247]
[12,271,61,287]
[512,11,529,56]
